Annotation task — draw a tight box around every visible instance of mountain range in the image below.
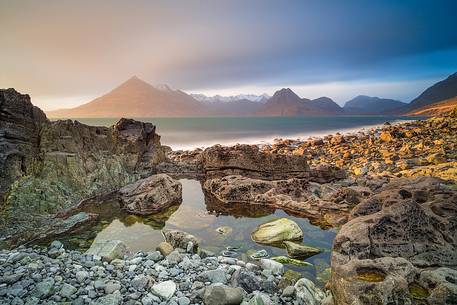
[46,72,457,118]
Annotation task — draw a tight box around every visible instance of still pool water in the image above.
[58,179,337,286]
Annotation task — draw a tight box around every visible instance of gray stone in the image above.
[259,259,284,275]
[203,284,243,305]
[75,271,89,283]
[282,286,295,297]
[31,280,54,299]
[131,275,149,290]
[60,283,77,298]
[151,280,176,300]
[86,240,129,262]
[90,294,122,305]
[104,281,121,294]
[197,269,228,284]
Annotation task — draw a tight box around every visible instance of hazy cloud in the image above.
[1,0,457,109]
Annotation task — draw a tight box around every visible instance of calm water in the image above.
[58,179,336,286]
[62,116,418,150]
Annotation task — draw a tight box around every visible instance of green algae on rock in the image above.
[251,218,303,245]
[271,256,313,267]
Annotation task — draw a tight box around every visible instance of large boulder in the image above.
[201,144,309,179]
[119,174,182,215]
[251,218,303,245]
[331,177,457,305]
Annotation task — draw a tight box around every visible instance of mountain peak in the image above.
[272,88,299,99]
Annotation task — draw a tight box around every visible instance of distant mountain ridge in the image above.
[343,95,407,115]
[191,93,270,103]
[408,73,457,110]
[47,76,208,118]
[46,72,457,118]
[256,88,343,116]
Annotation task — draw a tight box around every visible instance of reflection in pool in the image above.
[60,178,337,286]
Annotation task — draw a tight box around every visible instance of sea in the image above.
[67,116,420,150]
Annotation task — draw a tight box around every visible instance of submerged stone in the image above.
[251,218,303,245]
[271,256,313,267]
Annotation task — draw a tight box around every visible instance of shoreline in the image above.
[170,118,419,151]
[1,88,456,305]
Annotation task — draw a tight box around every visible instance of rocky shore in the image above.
[0,240,329,305]
[1,88,457,305]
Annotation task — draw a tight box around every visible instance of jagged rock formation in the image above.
[331,177,457,305]
[0,89,166,247]
[0,89,48,204]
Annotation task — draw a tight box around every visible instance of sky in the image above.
[1,0,457,110]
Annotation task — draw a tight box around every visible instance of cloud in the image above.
[1,0,457,107]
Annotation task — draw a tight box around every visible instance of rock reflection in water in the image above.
[59,178,336,286]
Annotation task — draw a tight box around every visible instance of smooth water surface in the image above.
[62,116,418,150]
[61,179,336,286]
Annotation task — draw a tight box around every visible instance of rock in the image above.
[0,91,166,246]
[331,177,457,305]
[249,249,269,260]
[31,279,54,299]
[177,296,191,305]
[151,280,176,300]
[231,270,261,293]
[157,242,174,256]
[104,281,121,294]
[197,269,228,284]
[379,131,393,142]
[295,278,326,305]
[271,256,313,267]
[278,270,302,289]
[60,283,77,298]
[86,240,129,262]
[119,174,182,215]
[131,275,149,290]
[75,271,89,283]
[282,286,295,297]
[166,250,183,265]
[162,229,199,253]
[251,218,303,245]
[0,89,47,206]
[91,294,122,305]
[203,284,244,305]
[50,240,63,249]
[259,259,284,275]
[283,241,321,259]
[201,144,309,179]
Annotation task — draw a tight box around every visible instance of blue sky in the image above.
[1,0,457,109]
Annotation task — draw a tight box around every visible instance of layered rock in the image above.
[119,174,182,215]
[0,89,48,204]
[201,144,310,179]
[203,175,366,227]
[331,177,457,304]
[0,89,166,247]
